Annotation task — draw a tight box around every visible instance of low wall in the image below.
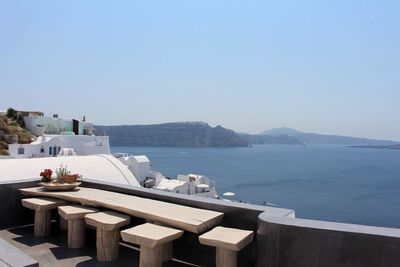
[257,214,400,267]
[0,180,38,228]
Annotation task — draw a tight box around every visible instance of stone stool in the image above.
[199,226,253,267]
[21,197,67,237]
[85,211,130,262]
[121,223,183,267]
[58,205,98,248]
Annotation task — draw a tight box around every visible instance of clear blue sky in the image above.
[1,1,399,140]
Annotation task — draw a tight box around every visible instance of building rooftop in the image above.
[0,155,139,186]
[154,179,186,191]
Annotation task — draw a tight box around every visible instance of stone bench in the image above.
[21,197,67,237]
[84,211,130,262]
[0,237,38,267]
[58,205,98,248]
[121,223,183,267]
[199,226,253,267]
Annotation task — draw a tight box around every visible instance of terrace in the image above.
[0,179,399,267]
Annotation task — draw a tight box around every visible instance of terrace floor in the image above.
[0,223,197,267]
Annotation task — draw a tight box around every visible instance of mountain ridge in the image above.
[260,127,397,146]
[95,122,249,147]
[95,123,397,147]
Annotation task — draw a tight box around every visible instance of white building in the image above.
[8,134,110,158]
[23,114,93,136]
[114,153,218,198]
[115,154,151,186]
[153,174,217,198]
[8,112,110,158]
[0,154,139,186]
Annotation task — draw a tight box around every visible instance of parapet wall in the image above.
[257,214,400,267]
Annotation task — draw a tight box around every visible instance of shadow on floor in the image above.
[2,224,198,267]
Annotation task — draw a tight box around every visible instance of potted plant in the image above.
[55,164,82,183]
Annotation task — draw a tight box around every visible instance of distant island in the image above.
[94,124,398,148]
[95,122,249,147]
[238,133,303,145]
[258,127,398,146]
[349,144,400,150]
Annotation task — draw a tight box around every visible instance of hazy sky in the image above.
[1,1,399,140]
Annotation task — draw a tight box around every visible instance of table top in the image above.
[20,187,223,233]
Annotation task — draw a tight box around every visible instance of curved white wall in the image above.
[0,154,139,186]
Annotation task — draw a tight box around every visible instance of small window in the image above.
[176,190,179,194]
[40,147,45,153]
[49,147,52,155]
[18,147,25,155]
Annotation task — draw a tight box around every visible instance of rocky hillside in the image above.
[0,112,34,155]
[95,122,249,147]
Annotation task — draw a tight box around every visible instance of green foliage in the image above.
[6,108,17,119]
[6,108,25,128]
[55,164,71,178]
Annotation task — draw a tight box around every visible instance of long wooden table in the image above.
[20,187,223,234]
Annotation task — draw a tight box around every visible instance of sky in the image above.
[1,1,399,140]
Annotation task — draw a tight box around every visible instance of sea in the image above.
[111,145,400,229]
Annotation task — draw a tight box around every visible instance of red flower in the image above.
[40,169,53,178]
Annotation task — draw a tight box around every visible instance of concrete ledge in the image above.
[257,214,400,267]
[259,214,400,237]
[0,237,38,267]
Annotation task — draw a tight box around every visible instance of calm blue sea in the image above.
[111,145,400,228]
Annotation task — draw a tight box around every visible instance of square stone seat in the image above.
[58,205,98,248]
[121,223,183,267]
[85,211,130,262]
[199,226,253,267]
[22,197,67,237]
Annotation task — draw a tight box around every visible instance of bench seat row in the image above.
[22,197,253,267]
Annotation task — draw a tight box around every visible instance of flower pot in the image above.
[60,175,78,183]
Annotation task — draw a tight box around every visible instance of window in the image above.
[18,147,25,155]
[49,147,52,155]
[40,147,45,153]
